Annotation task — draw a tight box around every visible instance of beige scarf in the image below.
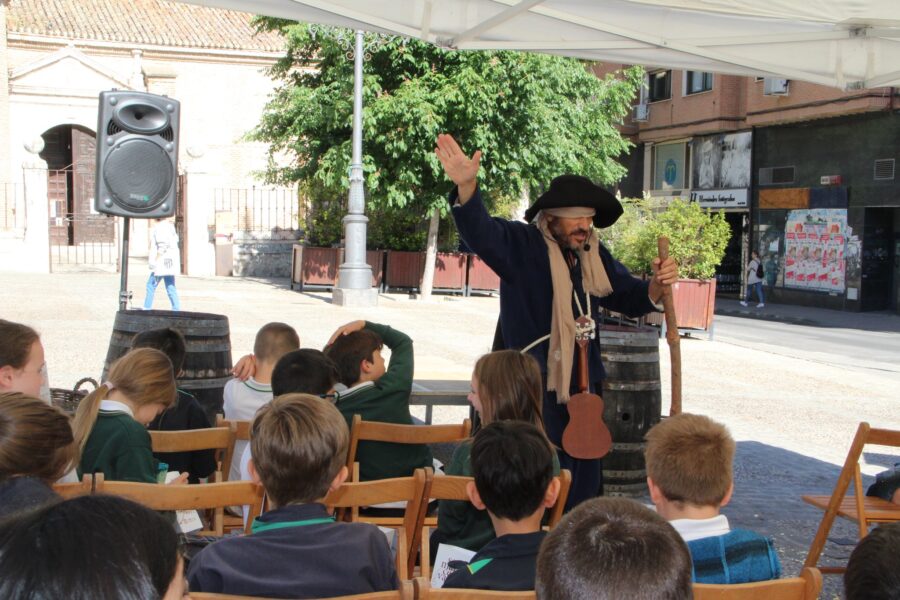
[536,211,613,403]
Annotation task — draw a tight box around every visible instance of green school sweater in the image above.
[437,440,561,552]
[336,322,433,481]
[78,411,158,483]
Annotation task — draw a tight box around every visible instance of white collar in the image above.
[338,380,376,399]
[99,399,134,417]
[669,514,731,542]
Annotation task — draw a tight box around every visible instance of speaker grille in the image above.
[107,121,122,136]
[102,138,174,211]
[160,126,174,142]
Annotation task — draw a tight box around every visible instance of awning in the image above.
[173,0,900,90]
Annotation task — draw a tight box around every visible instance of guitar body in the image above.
[560,315,614,460]
[562,391,612,459]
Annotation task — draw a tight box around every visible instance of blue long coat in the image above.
[451,188,658,507]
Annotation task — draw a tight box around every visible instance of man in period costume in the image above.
[436,134,678,509]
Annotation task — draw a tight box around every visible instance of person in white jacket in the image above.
[143,218,181,311]
[740,251,764,308]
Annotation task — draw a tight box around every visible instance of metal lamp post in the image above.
[332,30,378,307]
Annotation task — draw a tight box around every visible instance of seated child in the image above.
[434,350,557,556]
[0,392,77,517]
[0,319,47,399]
[236,348,340,484]
[187,393,398,598]
[536,497,693,600]
[867,463,900,505]
[324,320,431,481]
[74,348,187,484]
[443,421,560,591]
[644,412,781,584]
[224,322,299,482]
[0,494,186,599]
[844,521,900,600]
[134,327,216,484]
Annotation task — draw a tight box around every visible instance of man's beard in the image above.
[548,219,590,250]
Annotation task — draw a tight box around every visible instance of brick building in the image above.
[603,64,900,313]
[0,0,299,278]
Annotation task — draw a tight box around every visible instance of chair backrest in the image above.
[190,580,415,600]
[52,474,94,499]
[413,577,536,599]
[216,414,252,441]
[149,425,237,481]
[693,567,822,600]
[92,473,264,535]
[346,415,471,472]
[323,468,430,581]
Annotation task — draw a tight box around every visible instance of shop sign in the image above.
[689,188,748,209]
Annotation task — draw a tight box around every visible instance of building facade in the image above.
[603,64,900,313]
[0,0,299,279]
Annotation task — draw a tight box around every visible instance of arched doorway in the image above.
[39,124,116,268]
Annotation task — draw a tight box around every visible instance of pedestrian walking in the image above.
[143,218,181,311]
[741,251,764,308]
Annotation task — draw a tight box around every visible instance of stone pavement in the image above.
[2,269,897,599]
[716,297,900,333]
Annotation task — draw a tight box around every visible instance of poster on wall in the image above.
[783,209,847,293]
[690,131,752,190]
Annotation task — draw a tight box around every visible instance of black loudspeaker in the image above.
[95,90,180,218]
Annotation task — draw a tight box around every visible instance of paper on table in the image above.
[164,471,204,534]
[431,543,476,588]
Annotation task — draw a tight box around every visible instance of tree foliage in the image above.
[251,20,643,248]
[604,197,730,280]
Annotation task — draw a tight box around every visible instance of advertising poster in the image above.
[690,131,752,190]
[783,209,847,293]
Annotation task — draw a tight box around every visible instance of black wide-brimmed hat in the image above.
[524,175,623,228]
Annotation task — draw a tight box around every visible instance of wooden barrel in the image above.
[101,310,233,422]
[598,325,661,497]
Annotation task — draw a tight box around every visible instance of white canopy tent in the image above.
[176,0,900,90]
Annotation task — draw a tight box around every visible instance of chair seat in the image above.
[802,494,900,523]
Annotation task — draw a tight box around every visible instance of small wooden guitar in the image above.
[561,315,613,459]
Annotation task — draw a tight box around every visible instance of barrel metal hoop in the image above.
[603,381,661,391]
[600,352,660,363]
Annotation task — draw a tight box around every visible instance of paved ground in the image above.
[3,265,899,599]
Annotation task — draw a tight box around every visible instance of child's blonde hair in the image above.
[250,393,348,506]
[644,413,735,507]
[253,322,300,364]
[0,392,77,483]
[473,350,544,429]
[72,348,176,452]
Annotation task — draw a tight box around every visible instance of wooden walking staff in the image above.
[657,237,682,415]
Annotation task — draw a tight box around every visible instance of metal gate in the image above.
[47,129,117,272]
[48,165,117,271]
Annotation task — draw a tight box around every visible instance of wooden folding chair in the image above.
[693,567,822,600]
[149,425,237,482]
[346,415,472,474]
[802,422,900,574]
[215,415,261,531]
[415,470,572,581]
[93,473,264,536]
[324,468,430,581]
[190,581,415,600]
[52,474,94,499]
[413,577,536,599]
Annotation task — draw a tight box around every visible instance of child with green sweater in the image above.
[325,320,432,481]
[75,348,187,484]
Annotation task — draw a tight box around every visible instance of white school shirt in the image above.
[669,514,731,542]
[222,378,272,483]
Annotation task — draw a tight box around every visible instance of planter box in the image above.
[385,250,426,291]
[433,252,467,294]
[466,255,500,295]
[291,245,384,291]
[384,250,467,294]
[644,278,717,331]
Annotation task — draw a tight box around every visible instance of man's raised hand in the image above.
[435,134,481,204]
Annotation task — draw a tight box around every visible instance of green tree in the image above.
[251,21,642,296]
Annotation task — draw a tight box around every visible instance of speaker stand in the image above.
[118,216,133,311]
